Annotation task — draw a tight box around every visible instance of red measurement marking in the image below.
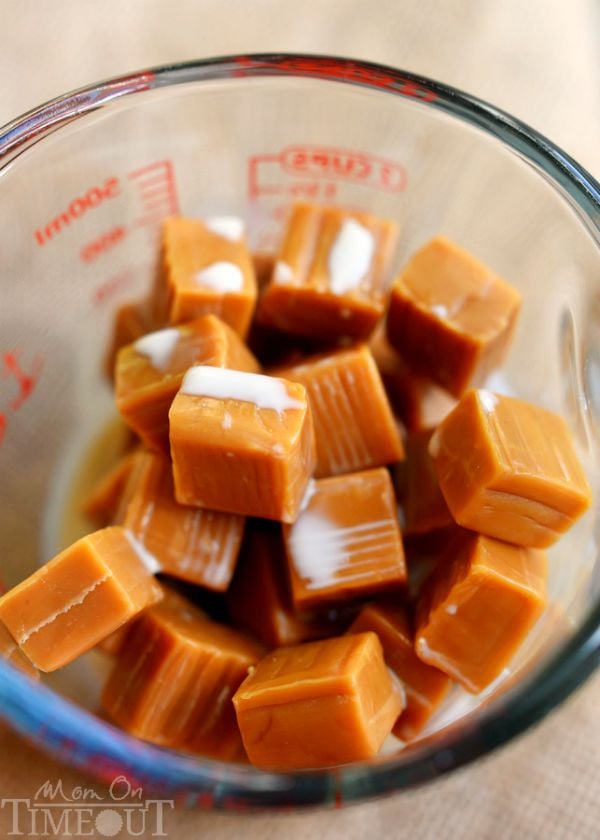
[248,145,406,202]
[281,145,406,192]
[80,224,128,263]
[0,349,43,445]
[34,177,121,247]
[92,266,136,306]
[128,160,172,180]
[128,159,180,229]
[2,351,43,411]
[137,185,172,201]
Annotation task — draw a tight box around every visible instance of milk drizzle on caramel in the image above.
[193,262,244,293]
[134,328,181,372]
[180,366,304,414]
[274,261,294,284]
[205,215,245,242]
[124,530,162,575]
[328,219,375,295]
[289,514,399,590]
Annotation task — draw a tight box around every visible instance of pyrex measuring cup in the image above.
[0,54,599,809]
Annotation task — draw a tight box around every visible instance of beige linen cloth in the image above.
[0,1,598,838]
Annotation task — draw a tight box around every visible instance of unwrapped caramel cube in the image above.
[370,326,455,430]
[117,449,245,590]
[96,582,184,657]
[105,299,154,380]
[160,216,257,337]
[349,602,450,741]
[0,621,39,679]
[252,251,276,291]
[386,237,521,397]
[233,632,403,769]
[430,389,592,547]
[102,588,262,759]
[115,314,259,451]
[258,202,398,341]
[395,429,453,537]
[81,450,138,526]
[275,344,403,477]
[170,366,316,522]
[228,522,334,648]
[96,623,132,657]
[415,531,547,693]
[284,468,406,609]
[0,527,163,672]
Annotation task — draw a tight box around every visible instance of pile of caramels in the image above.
[0,203,591,770]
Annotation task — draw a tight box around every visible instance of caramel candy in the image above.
[275,344,404,478]
[233,632,403,769]
[115,314,259,451]
[105,300,154,380]
[160,216,257,337]
[0,621,39,679]
[404,529,456,602]
[386,237,521,397]
[247,320,310,369]
[81,450,137,526]
[97,623,132,657]
[349,602,450,741]
[415,532,547,693]
[258,202,398,342]
[96,582,184,656]
[102,588,262,759]
[169,366,316,522]
[395,429,453,537]
[283,468,406,609]
[430,389,592,547]
[370,326,455,430]
[0,527,163,672]
[252,251,275,291]
[228,522,334,648]
[117,450,245,590]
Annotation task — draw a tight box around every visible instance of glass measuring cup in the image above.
[0,53,599,809]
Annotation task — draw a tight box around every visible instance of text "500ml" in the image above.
[34,177,120,246]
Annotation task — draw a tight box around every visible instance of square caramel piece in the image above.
[283,468,406,610]
[349,602,450,741]
[116,449,245,590]
[252,251,276,291]
[386,236,521,397]
[274,344,404,478]
[169,366,316,522]
[104,299,155,381]
[430,389,592,547]
[228,522,336,648]
[115,314,259,451]
[0,527,163,672]
[394,429,453,537]
[370,325,455,430]
[233,632,403,769]
[0,621,39,679]
[102,588,263,760]
[159,216,257,337]
[81,449,138,526]
[415,531,547,693]
[257,201,398,342]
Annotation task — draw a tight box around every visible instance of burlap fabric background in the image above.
[0,2,598,838]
